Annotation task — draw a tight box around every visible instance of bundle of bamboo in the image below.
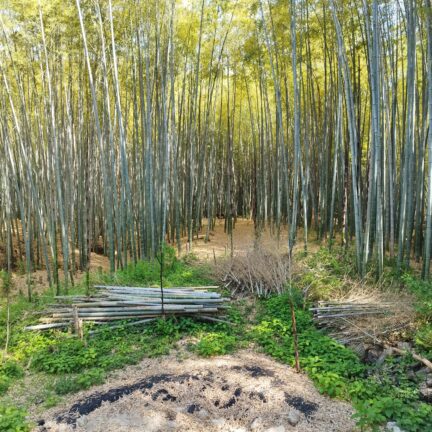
[310,301,410,345]
[25,285,230,333]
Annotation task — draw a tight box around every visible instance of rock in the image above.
[416,367,430,377]
[352,343,367,360]
[56,425,72,432]
[386,421,405,432]
[211,418,226,428]
[265,426,285,432]
[287,411,301,426]
[166,420,177,429]
[250,417,263,430]
[76,417,86,428]
[420,384,432,402]
[407,369,417,381]
[175,406,187,413]
[377,348,394,366]
[196,409,210,419]
[426,375,432,387]
[396,342,412,351]
[365,347,382,363]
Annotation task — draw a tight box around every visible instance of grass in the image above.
[1,245,432,431]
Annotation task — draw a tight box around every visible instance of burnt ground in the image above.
[35,350,356,432]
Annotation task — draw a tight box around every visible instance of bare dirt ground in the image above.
[7,218,313,295]
[37,350,356,432]
[182,219,320,261]
[187,219,290,260]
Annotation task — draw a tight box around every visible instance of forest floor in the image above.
[1,221,432,432]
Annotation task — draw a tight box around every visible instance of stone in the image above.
[365,347,382,363]
[407,369,417,381]
[426,375,432,387]
[420,384,432,403]
[250,417,263,430]
[265,426,285,432]
[352,343,367,360]
[196,409,210,419]
[76,417,86,428]
[211,418,226,428]
[287,410,301,426]
[386,421,405,432]
[166,420,177,429]
[376,348,394,366]
[396,342,412,351]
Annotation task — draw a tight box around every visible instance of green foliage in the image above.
[55,369,105,395]
[353,397,432,432]
[415,325,432,350]
[194,332,237,357]
[0,406,29,432]
[251,294,365,399]
[0,360,24,379]
[251,292,432,432]
[0,360,24,396]
[98,247,213,288]
[30,324,175,375]
[402,273,432,320]
[0,270,13,297]
[295,247,355,300]
[0,374,11,395]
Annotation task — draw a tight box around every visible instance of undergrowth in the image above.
[251,292,432,432]
[1,246,432,431]
[0,250,217,430]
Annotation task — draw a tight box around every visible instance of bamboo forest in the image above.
[2,1,432,432]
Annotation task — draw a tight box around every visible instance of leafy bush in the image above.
[98,246,213,288]
[415,325,432,351]
[0,374,10,395]
[402,273,432,320]
[251,292,432,432]
[194,332,237,356]
[55,369,105,395]
[353,397,432,432]
[0,360,24,379]
[0,406,29,432]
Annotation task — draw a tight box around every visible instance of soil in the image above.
[5,218,312,296]
[185,219,317,261]
[36,350,356,432]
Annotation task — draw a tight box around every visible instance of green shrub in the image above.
[0,374,11,395]
[402,273,432,320]
[251,288,432,432]
[0,406,29,432]
[194,332,237,356]
[55,369,105,395]
[0,360,24,379]
[99,247,213,288]
[353,397,432,432]
[415,325,432,351]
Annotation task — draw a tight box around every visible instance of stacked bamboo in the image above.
[25,285,230,332]
[310,301,397,344]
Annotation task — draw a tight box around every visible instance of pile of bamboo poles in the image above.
[310,301,400,344]
[25,285,230,333]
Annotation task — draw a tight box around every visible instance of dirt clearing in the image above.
[36,350,356,432]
